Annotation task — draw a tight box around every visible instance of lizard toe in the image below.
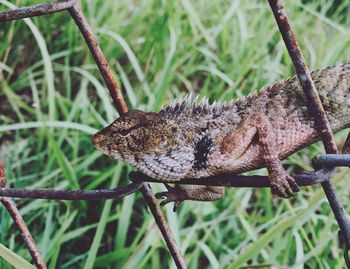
[270,176,295,198]
[269,170,300,198]
[158,194,182,212]
[156,185,186,211]
[287,175,300,193]
[155,191,168,199]
[271,183,287,198]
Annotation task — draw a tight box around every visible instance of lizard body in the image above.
[93,63,350,205]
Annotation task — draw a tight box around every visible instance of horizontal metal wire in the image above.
[0,182,142,200]
[0,0,77,21]
[313,154,350,168]
[130,168,335,187]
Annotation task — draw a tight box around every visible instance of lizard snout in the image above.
[92,132,104,146]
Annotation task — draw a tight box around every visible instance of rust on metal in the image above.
[1,1,187,268]
[68,4,128,115]
[0,0,77,22]
[140,183,187,269]
[0,164,47,269]
[0,162,6,187]
[268,0,350,256]
[313,154,350,168]
[1,198,47,269]
[268,0,337,154]
[130,168,334,188]
[0,182,142,200]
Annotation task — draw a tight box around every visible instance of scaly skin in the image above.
[93,63,350,207]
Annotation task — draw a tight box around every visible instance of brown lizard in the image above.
[92,63,350,208]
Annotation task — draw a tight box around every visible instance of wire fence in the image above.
[0,0,349,268]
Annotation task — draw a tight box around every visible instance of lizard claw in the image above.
[155,184,185,212]
[270,173,299,198]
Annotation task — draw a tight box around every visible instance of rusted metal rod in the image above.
[140,184,187,269]
[0,198,47,269]
[313,154,350,168]
[0,164,47,269]
[68,3,128,115]
[0,0,77,22]
[268,0,350,252]
[130,168,334,187]
[268,0,337,153]
[63,2,189,264]
[0,183,141,200]
[1,1,187,268]
[0,1,187,268]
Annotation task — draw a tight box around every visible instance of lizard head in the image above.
[92,110,194,180]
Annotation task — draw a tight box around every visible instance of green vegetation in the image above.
[1,0,350,268]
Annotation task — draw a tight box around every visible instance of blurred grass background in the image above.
[1,0,350,268]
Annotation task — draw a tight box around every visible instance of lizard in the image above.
[92,63,350,209]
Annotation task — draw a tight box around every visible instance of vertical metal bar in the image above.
[268,0,350,249]
[0,164,47,269]
[140,184,187,269]
[0,199,47,269]
[67,5,187,265]
[67,3,128,115]
[1,2,187,267]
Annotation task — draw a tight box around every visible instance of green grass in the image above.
[1,0,350,268]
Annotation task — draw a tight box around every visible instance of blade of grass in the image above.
[0,243,35,269]
[82,163,123,269]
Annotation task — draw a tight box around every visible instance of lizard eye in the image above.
[119,128,130,137]
[158,140,168,149]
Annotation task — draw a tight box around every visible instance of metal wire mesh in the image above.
[1,0,350,268]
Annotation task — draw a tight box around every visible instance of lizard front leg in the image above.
[156,184,225,211]
[222,113,299,198]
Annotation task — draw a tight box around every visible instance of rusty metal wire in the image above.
[0,164,46,269]
[313,154,350,168]
[2,0,350,268]
[268,0,350,266]
[130,167,335,187]
[0,183,141,200]
[0,1,186,268]
[140,184,187,269]
[0,0,77,21]
[68,3,128,115]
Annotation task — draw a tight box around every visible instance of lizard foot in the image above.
[270,173,299,198]
[155,183,185,212]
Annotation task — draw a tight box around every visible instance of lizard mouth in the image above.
[92,132,103,147]
[92,132,121,159]
[92,132,107,153]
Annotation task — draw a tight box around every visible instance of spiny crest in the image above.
[158,92,266,120]
[159,93,228,119]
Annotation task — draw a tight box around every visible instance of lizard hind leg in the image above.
[221,112,299,198]
[155,184,225,212]
[254,113,300,197]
